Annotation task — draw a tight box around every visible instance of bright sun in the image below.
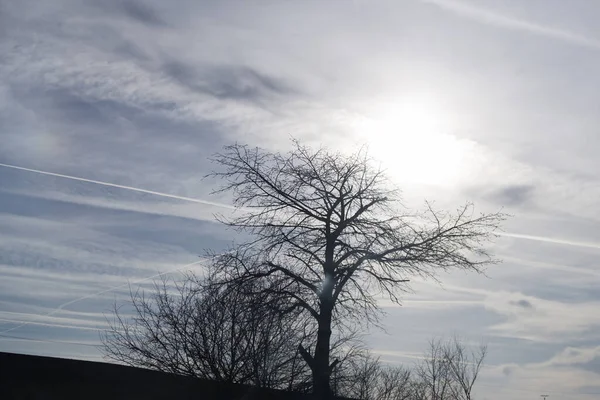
[352,96,472,187]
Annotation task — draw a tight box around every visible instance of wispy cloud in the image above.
[0,317,106,332]
[0,163,233,209]
[485,346,600,397]
[0,259,205,335]
[3,189,224,223]
[110,0,169,27]
[482,290,600,342]
[422,0,600,50]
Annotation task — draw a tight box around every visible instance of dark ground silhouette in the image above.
[0,352,353,400]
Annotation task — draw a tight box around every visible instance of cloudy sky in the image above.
[1,0,600,398]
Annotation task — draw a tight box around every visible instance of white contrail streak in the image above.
[0,333,101,348]
[7,162,595,250]
[0,163,234,210]
[0,318,103,332]
[0,259,206,335]
[500,232,600,250]
[421,0,600,50]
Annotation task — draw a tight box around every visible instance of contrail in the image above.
[421,0,600,51]
[0,318,103,332]
[0,163,234,210]
[0,259,206,335]
[500,232,600,250]
[0,333,100,348]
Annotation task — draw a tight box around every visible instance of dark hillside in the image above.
[0,352,350,400]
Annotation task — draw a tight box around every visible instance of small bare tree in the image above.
[337,350,381,400]
[332,337,487,400]
[443,337,487,400]
[415,339,455,400]
[415,337,487,400]
[101,272,312,390]
[376,365,414,400]
[210,140,505,398]
[334,350,413,400]
[410,380,429,400]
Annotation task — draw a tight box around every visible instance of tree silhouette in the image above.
[101,272,313,390]
[333,338,487,400]
[415,337,487,400]
[209,140,505,399]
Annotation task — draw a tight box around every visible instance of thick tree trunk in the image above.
[313,295,333,400]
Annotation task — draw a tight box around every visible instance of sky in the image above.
[1,0,600,398]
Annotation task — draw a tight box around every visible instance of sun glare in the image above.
[353,96,473,187]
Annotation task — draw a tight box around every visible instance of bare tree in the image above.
[209,140,505,398]
[415,339,455,400]
[376,365,414,400]
[334,350,413,400]
[335,337,487,400]
[410,380,429,400]
[101,271,312,390]
[414,337,487,400]
[336,350,381,400]
[443,337,487,400]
